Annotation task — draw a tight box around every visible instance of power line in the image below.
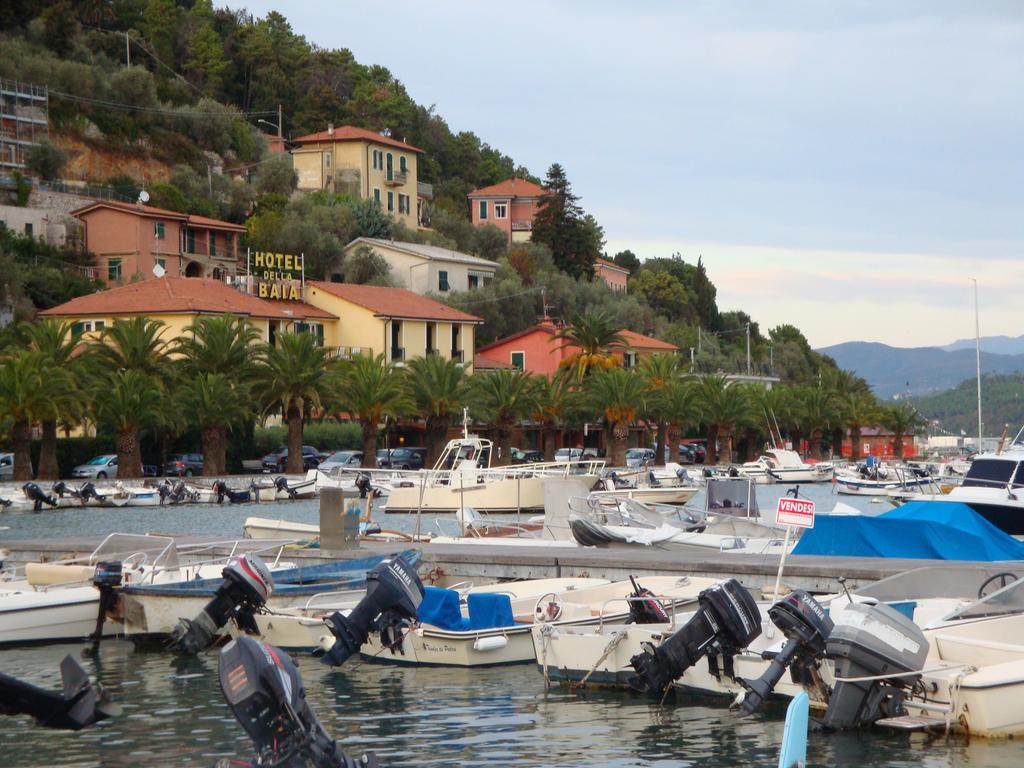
[448,285,544,306]
[48,89,275,117]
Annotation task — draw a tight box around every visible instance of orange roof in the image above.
[186,214,246,232]
[473,353,514,370]
[40,277,301,320]
[468,178,549,199]
[620,329,679,351]
[275,300,337,320]
[292,125,423,153]
[72,200,246,231]
[308,281,482,323]
[595,257,629,273]
[476,320,559,354]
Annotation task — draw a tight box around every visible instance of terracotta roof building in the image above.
[467,177,550,246]
[594,257,630,293]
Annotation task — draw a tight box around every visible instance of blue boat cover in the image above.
[792,501,1024,561]
[417,586,469,631]
[466,592,517,630]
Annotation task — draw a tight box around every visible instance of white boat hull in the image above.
[385,473,600,514]
[589,487,699,505]
[0,586,117,645]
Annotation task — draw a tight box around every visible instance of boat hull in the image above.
[0,586,118,645]
[589,487,698,505]
[384,473,599,514]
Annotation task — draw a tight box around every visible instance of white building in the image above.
[339,238,497,296]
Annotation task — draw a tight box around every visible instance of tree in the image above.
[630,270,693,324]
[659,378,699,463]
[584,367,646,467]
[254,153,298,197]
[185,22,229,95]
[0,350,66,480]
[470,224,508,261]
[530,163,599,278]
[22,318,80,479]
[612,249,641,276]
[843,391,880,461]
[256,332,333,473]
[181,373,252,475]
[26,141,68,181]
[800,386,838,460]
[405,355,467,466]
[553,308,627,383]
[640,353,682,464]
[90,316,170,377]
[695,374,753,464]
[331,353,409,467]
[530,371,576,461]
[92,369,165,479]
[468,369,534,466]
[343,245,393,285]
[883,402,926,461]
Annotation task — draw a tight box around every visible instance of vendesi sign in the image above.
[776,497,815,529]
[249,250,304,300]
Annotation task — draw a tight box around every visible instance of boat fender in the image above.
[473,636,508,652]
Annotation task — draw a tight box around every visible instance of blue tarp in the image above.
[792,501,1024,561]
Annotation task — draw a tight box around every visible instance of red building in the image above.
[594,257,629,293]
[467,178,549,246]
[840,428,919,459]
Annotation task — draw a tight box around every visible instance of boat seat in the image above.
[933,633,1024,666]
[417,586,469,631]
[466,592,517,630]
[24,563,95,587]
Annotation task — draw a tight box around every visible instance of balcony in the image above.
[511,219,533,231]
[390,346,405,362]
[328,346,369,360]
[384,169,408,186]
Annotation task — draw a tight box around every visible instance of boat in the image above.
[738,449,834,484]
[251,475,317,502]
[383,434,604,514]
[834,462,940,496]
[307,468,393,498]
[101,482,163,507]
[589,470,700,505]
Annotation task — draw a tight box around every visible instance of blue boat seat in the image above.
[466,592,517,630]
[417,586,469,631]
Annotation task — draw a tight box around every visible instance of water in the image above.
[4,484,1016,766]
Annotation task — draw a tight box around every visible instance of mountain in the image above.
[943,335,1024,355]
[912,374,1024,436]
[816,341,1024,397]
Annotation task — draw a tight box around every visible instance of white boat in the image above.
[251,475,317,503]
[589,472,700,505]
[101,482,162,507]
[834,464,940,496]
[383,435,604,514]
[738,449,833,484]
[307,468,393,498]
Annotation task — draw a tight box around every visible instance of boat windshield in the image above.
[941,577,1024,621]
[88,533,179,570]
[962,458,1020,489]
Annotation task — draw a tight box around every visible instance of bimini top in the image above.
[792,501,1024,561]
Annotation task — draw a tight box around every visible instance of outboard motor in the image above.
[702,467,714,478]
[626,576,671,625]
[648,470,662,488]
[218,636,377,768]
[51,481,69,498]
[88,561,123,653]
[168,554,273,654]
[274,476,298,499]
[214,480,251,504]
[22,482,58,512]
[738,591,833,715]
[79,482,104,504]
[727,466,740,478]
[319,555,424,668]
[0,655,120,730]
[355,472,373,499]
[820,602,929,730]
[628,578,761,695]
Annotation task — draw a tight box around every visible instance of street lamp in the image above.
[257,118,281,138]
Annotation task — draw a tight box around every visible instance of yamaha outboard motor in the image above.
[169,554,273,654]
[157,479,191,504]
[219,636,377,768]
[319,555,424,667]
[738,590,833,715]
[51,481,69,498]
[0,655,120,730]
[820,602,929,730]
[648,470,661,488]
[355,472,373,499]
[22,482,58,512]
[628,578,761,695]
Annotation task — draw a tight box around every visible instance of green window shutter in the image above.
[479,200,487,220]
[511,352,524,370]
[438,270,449,291]
[71,322,85,337]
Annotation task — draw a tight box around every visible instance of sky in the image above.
[243,1,1024,349]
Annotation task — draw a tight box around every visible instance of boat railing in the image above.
[298,588,365,612]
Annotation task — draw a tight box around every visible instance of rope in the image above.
[539,623,554,692]
[833,662,975,683]
[571,630,625,691]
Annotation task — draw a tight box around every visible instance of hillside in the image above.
[944,335,1024,355]
[816,341,1024,397]
[913,374,1024,436]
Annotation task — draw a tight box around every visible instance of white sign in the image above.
[776,497,815,529]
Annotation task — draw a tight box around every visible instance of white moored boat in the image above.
[738,449,833,484]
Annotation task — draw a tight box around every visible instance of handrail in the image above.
[596,594,682,631]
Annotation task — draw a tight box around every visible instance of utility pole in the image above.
[126,33,130,67]
[769,345,774,373]
[745,323,751,376]
[277,103,283,138]
[689,347,695,371]
[697,326,702,355]
[972,278,983,452]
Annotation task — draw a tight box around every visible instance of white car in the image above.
[554,448,583,463]
[318,450,365,473]
[71,454,118,480]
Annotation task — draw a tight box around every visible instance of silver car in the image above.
[71,454,119,479]
[318,450,364,472]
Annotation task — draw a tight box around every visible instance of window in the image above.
[386,152,393,180]
[623,351,637,368]
[426,322,435,354]
[390,320,402,360]
[94,321,105,331]
[398,193,409,214]
[24,222,33,237]
[438,270,449,292]
[324,152,331,169]
[510,351,525,370]
[108,258,122,281]
[186,229,196,254]
[209,232,217,257]
[154,221,165,240]
[373,188,381,204]
[156,257,166,269]
[71,322,85,337]
[494,202,507,219]
[387,191,394,212]
[373,149,383,170]
[72,320,104,336]
[478,200,488,220]
[468,275,479,289]
[451,324,460,355]
[399,155,407,173]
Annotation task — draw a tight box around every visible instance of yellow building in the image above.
[290,125,425,230]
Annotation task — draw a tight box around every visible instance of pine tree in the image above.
[531,163,599,279]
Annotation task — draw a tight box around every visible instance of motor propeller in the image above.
[0,655,120,730]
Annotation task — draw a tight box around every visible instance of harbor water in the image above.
[2,483,1022,766]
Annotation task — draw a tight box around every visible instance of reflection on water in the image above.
[2,640,1023,767]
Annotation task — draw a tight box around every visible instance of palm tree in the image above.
[553,309,627,383]
[176,314,261,374]
[405,355,467,466]
[92,370,165,479]
[659,378,698,463]
[468,369,535,465]
[883,402,926,461]
[90,316,170,376]
[820,368,869,453]
[843,391,880,461]
[331,353,410,467]
[530,371,577,461]
[0,350,68,480]
[800,387,838,460]
[256,333,333,474]
[22,319,81,479]
[181,373,253,476]
[640,353,681,464]
[584,367,646,467]
[695,374,753,464]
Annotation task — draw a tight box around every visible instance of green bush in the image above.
[252,421,361,458]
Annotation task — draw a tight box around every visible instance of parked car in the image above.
[376,449,390,468]
[510,447,544,464]
[143,464,159,478]
[625,447,656,468]
[261,446,322,473]
[0,452,13,479]
[319,450,365,472]
[72,454,119,479]
[377,447,427,470]
[679,443,707,464]
[554,448,583,463]
[163,453,204,476]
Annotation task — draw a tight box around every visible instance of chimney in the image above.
[327,123,334,137]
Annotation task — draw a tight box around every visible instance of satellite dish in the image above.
[138,190,150,204]
[152,262,166,278]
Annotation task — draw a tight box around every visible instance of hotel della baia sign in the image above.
[250,250,304,300]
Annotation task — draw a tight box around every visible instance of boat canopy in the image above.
[792,501,1024,561]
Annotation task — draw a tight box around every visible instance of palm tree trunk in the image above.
[426,414,450,468]
[668,423,681,463]
[38,419,59,480]
[218,427,228,475]
[706,425,719,463]
[610,420,628,467]
[654,421,667,466]
[12,419,32,481]
[831,427,843,458]
[285,400,304,474]
[790,427,803,456]
[115,428,142,479]
[361,420,378,468]
[719,426,734,465]
[810,429,823,460]
[892,431,905,461]
[495,424,513,466]
[202,427,221,477]
[543,426,557,462]
[850,427,861,461]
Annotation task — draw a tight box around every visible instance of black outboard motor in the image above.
[51,481,69,498]
[214,480,251,504]
[648,470,662,488]
[218,636,377,768]
[274,476,299,499]
[355,472,373,499]
[158,479,193,504]
[0,655,120,730]
[628,578,761,695]
[88,561,123,653]
[737,590,833,715]
[22,482,58,512]
[626,576,671,625]
[168,554,273,654]
[820,602,929,730]
[319,555,424,668]
[79,482,104,504]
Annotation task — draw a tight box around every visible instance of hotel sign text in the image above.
[252,251,302,300]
